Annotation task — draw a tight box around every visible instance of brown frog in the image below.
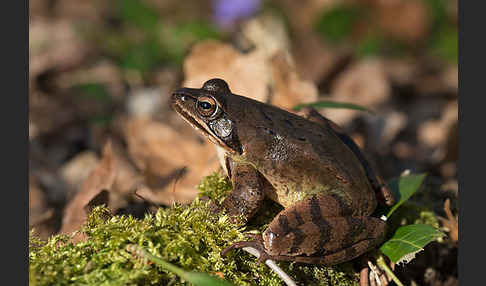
[171,78,394,265]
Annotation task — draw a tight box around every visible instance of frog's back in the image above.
[228,95,376,213]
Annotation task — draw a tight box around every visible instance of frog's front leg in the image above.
[221,160,265,224]
[223,194,386,265]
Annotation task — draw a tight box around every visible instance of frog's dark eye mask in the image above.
[171,80,242,154]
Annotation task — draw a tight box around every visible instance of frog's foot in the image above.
[221,235,276,264]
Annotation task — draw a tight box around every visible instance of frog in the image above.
[171,78,394,265]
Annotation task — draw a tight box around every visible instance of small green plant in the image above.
[292,100,375,114]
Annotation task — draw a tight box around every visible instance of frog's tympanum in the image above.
[171,79,394,265]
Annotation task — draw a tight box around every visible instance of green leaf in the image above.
[380,224,445,264]
[158,21,222,66]
[73,83,111,102]
[314,5,363,43]
[120,39,163,72]
[119,0,159,30]
[127,244,235,286]
[355,33,383,58]
[431,24,458,63]
[292,101,374,114]
[385,173,426,218]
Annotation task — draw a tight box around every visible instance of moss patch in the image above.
[30,172,359,286]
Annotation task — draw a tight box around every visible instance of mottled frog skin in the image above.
[171,79,394,265]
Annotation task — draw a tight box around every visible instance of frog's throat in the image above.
[173,102,236,154]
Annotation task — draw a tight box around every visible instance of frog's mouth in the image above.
[171,91,236,154]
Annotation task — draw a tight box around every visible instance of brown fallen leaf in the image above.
[376,0,430,44]
[270,52,319,110]
[60,141,116,242]
[123,117,221,205]
[183,14,299,105]
[438,199,458,243]
[240,13,292,61]
[184,30,319,110]
[276,0,338,32]
[273,0,351,82]
[29,176,55,240]
[109,140,147,211]
[326,58,391,126]
[60,151,100,199]
[183,40,271,103]
[83,190,110,215]
[293,33,348,83]
[29,18,89,81]
[53,0,105,22]
[417,101,458,161]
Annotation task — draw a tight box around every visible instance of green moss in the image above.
[30,172,359,286]
[197,172,233,204]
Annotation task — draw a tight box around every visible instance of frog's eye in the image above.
[196,96,218,117]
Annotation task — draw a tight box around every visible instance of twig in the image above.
[376,256,404,286]
[242,247,297,286]
[368,261,382,286]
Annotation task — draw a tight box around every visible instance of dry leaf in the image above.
[418,101,458,149]
[382,58,419,86]
[327,58,391,125]
[124,117,221,205]
[438,199,458,243]
[240,13,292,62]
[53,0,104,22]
[270,52,319,109]
[29,19,88,80]
[376,0,429,43]
[293,33,347,83]
[274,0,348,82]
[184,40,319,110]
[109,140,146,210]
[60,151,100,198]
[276,0,340,31]
[29,176,55,239]
[183,40,271,103]
[60,141,116,242]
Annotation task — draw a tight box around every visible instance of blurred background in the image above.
[29,0,458,285]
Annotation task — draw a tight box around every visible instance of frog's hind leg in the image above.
[262,211,387,265]
[222,194,386,265]
[240,235,382,265]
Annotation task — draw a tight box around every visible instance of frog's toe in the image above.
[221,240,262,256]
[221,239,272,264]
